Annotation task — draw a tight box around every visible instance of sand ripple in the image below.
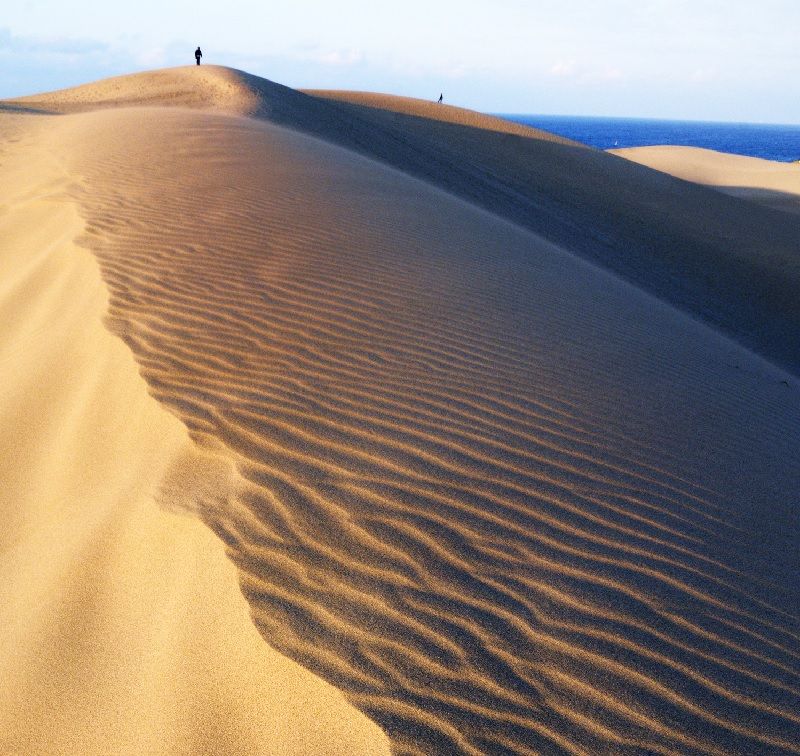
[61,106,800,755]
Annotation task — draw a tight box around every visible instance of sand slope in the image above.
[611,145,800,215]
[2,68,799,754]
[302,89,580,142]
[302,89,800,377]
[11,65,799,374]
[0,113,388,754]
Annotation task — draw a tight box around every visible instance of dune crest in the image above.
[9,68,800,376]
[302,89,580,142]
[0,113,388,755]
[8,65,265,115]
[10,64,568,143]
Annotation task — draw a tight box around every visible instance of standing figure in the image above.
[195,46,203,65]
[437,93,443,104]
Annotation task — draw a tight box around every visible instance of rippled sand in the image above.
[2,66,799,754]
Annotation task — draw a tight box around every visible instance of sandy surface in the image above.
[302,89,581,142]
[11,68,800,374]
[2,67,799,754]
[302,89,800,376]
[0,113,388,755]
[611,145,800,215]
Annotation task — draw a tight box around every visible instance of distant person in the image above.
[437,93,443,104]
[195,46,203,65]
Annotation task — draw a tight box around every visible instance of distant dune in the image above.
[1,66,799,754]
[612,145,800,215]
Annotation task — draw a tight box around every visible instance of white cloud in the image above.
[0,27,107,56]
[134,47,168,67]
[689,67,718,84]
[548,59,625,84]
[287,45,365,68]
[550,60,577,77]
[317,49,364,66]
[596,66,623,82]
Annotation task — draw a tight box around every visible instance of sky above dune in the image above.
[2,1,799,122]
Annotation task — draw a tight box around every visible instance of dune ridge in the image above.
[300,89,579,142]
[44,94,800,756]
[8,65,799,375]
[0,112,388,755]
[10,65,567,143]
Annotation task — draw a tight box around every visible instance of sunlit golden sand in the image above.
[612,145,800,215]
[1,66,798,754]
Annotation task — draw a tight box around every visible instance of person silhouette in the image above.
[195,46,203,65]
[437,93,443,104]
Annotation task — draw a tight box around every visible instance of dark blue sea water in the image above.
[500,115,800,163]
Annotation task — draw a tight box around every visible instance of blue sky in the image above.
[2,1,799,122]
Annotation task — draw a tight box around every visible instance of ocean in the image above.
[501,114,800,163]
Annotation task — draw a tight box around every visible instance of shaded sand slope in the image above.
[8,65,800,374]
[50,103,800,755]
[299,89,579,142]
[0,113,388,754]
[611,145,800,215]
[304,89,800,377]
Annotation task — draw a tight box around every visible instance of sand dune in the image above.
[8,65,267,115]
[2,67,799,754]
[302,89,580,142]
[11,68,800,374]
[0,112,387,755]
[611,145,800,215]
